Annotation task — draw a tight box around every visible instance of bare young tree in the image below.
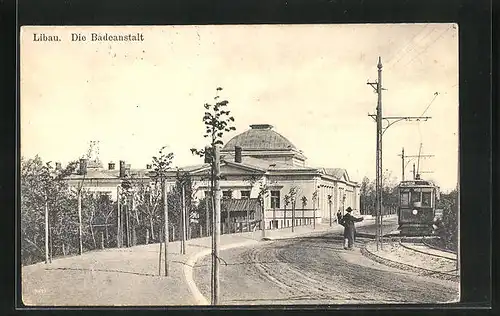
[301,196,308,225]
[284,194,290,227]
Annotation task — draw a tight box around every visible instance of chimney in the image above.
[79,158,88,175]
[108,162,115,170]
[55,162,62,171]
[146,164,152,169]
[235,146,242,163]
[119,160,126,178]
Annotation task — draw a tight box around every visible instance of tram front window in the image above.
[400,192,410,206]
[422,192,432,207]
[411,189,421,206]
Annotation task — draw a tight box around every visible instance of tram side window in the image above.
[400,192,410,206]
[422,192,432,207]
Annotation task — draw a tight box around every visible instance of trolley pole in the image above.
[401,148,405,181]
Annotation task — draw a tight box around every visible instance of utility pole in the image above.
[181,184,186,255]
[368,57,432,250]
[78,191,83,254]
[44,198,49,264]
[213,145,221,305]
[163,181,169,276]
[117,186,121,248]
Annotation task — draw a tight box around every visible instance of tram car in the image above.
[397,178,439,236]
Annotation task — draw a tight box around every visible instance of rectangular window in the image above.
[241,190,251,199]
[222,190,233,199]
[270,190,280,208]
[422,192,432,207]
[204,190,210,198]
[411,189,421,204]
[400,192,410,206]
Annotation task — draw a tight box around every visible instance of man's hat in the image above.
[346,207,353,212]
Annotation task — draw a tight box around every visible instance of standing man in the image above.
[338,207,363,250]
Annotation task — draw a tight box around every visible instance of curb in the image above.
[422,237,457,254]
[398,241,457,261]
[360,243,459,283]
[262,228,334,241]
[183,240,259,305]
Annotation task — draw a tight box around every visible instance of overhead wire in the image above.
[384,24,430,69]
[403,25,453,69]
[386,25,438,72]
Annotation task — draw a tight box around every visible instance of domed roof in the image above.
[223,124,298,151]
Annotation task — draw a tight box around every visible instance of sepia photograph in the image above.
[20,24,459,306]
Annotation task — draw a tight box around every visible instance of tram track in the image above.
[193,226,459,304]
[362,241,459,282]
[243,237,451,303]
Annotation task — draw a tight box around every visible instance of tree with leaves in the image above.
[20,156,78,265]
[436,189,458,251]
[150,146,174,242]
[190,87,237,239]
[190,87,236,305]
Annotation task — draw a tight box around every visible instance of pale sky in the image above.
[21,24,459,191]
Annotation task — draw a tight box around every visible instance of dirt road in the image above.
[193,231,459,305]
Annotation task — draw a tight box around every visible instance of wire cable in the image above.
[386,26,438,71]
[385,24,430,68]
[403,26,453,69]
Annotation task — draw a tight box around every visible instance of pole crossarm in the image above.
[381,116,431,135]
[367,82,378,91]
[399,154,434,158]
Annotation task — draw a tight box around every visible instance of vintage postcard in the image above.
[20,24,459,306]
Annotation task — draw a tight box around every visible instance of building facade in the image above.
[64,124,360,230]
[165,124,361,229]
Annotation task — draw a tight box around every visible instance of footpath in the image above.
[23,219,373,306]
[23,215,451,306]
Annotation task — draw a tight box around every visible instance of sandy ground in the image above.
[193,222,459,305]
[365,242,458,275]
[22,216,456,306]
[21,221,353,306]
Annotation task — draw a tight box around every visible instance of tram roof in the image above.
[398,180,435,187]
